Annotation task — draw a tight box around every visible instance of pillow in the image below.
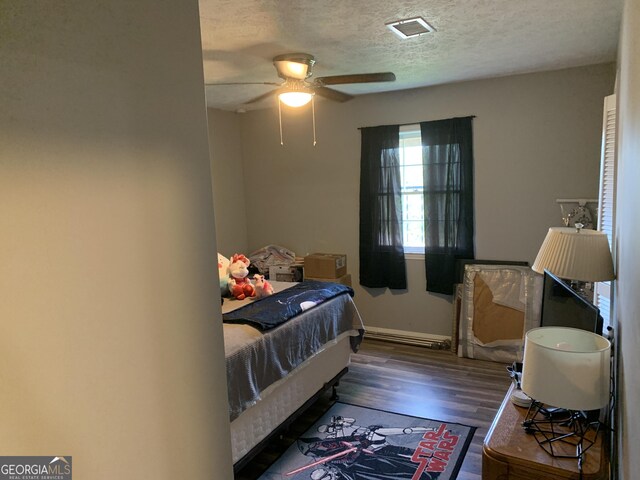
[218,253,230,296]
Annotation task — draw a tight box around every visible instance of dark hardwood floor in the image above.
[235,338,512,480]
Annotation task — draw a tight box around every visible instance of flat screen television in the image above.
[540,270,603,335]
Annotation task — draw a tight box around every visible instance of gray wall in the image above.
[615,0,640,476]
[208,109,249,256]
[0,1,233,478]
[211,64,615,337]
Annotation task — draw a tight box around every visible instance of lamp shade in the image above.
[521,327,610,411]
[531,227,615,282]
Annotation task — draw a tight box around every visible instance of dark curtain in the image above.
[421,117,475,295]
[359,125,407,289]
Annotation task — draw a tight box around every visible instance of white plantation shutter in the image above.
[594,94,616,328]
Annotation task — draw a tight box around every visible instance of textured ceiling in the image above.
[199,0,622,111]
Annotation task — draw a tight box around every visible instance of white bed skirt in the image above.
[230,332,353,464]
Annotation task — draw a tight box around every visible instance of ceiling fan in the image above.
[207,53,396,107]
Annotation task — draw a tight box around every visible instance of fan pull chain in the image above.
[312,97,317,146]
[277,97,316,146]
[278,98,284,146]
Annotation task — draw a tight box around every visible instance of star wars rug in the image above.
[258,402,476,480]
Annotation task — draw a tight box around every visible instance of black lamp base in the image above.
[522,400,601,472]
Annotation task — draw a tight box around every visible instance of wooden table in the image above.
[482,384,608,480]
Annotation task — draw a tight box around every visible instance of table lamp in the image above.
[531,224,615,290]
[521,327,611,465]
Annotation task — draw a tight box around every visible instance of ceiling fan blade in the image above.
[315,72,396,85]
[245,89,280,104]
[314,86,354,103]
[205,81,281,86]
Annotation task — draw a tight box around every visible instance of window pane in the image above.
[399,127,425,250]
[401,165,423,191]
[403,220,425,248]
[403,193,424,221]
[402,145,422,165]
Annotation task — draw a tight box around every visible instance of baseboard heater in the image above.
[365,326,451,350]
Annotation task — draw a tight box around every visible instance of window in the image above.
[399,125,424,254]
[359,117,474,293]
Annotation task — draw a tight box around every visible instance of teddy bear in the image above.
[253,274,274,298]
[228,253,256,300]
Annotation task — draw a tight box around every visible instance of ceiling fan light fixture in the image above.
[279,91,314,107]
[275,61,309,80]
[386,17,435,39]
[278,79,315,107]
[273,53,316,80]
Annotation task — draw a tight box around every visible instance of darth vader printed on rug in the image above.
[259,403,476,480]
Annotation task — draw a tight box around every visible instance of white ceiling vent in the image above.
[386,17,435,39]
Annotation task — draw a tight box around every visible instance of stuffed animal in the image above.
[253,274,274,298]
[218,253,230,297]
[228,253,256,300]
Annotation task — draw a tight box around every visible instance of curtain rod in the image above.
[357,115,476,130]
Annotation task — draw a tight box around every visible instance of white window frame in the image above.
[399,125,425,256]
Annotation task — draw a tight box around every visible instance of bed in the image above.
[221,280,365,468]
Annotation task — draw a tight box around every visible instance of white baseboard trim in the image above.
[364,326,451,350]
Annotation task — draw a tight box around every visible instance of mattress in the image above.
[230,333,353,464]
[223,284,364,421]
[222,281,364,465]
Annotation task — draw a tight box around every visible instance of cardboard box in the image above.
[304,253,347,279]
[269,264,304,282]
[305,273,352,287]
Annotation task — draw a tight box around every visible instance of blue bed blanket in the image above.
[222,280,354,330]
